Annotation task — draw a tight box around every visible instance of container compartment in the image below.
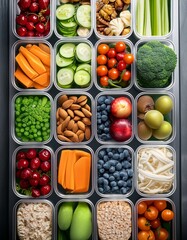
[11,40,53,91]
[54,145,94,198]
[54,39,94,91]
[135,145,176,197]
[95,38,134,91]
[95,91,134,144]
[54,92,94,144]
[135,92,176,144]
[95,145,134,197]
[56,199,94,240]
[11,92,53,144]
[54,0,93,39]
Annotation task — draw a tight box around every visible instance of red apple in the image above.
[110,119,132,141]
[110,97,132,118]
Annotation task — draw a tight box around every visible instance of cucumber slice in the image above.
[56,4,75,21]
[74,70,90,87]
[57,68,74,88]
[56,53,74,67]
[59,43,76,59]
[76,5,91,29]
[59,21,77,28]
[75,43,91,63]
[76,64,91,74]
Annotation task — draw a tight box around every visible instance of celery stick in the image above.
[162,0,169,35]
[136,0,145,35]
[152,0,162,35]
[143,0,152,35]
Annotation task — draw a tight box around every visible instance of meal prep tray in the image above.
[1,0,185,238]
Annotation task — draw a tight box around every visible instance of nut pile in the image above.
[97,201,132,240]
[96,0,131,36]
[56,94,92,142]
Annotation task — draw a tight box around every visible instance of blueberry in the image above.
[103,179,109,186]
[106,105,110,112]
[99,168,105,174]
[109,175,115,181]
[97,113,101,119]
[103,162,110,170]
[105,121,110,127]
[123,149,129,158]
[110,181,117,187]
[98,187,104,193]
[98,159,104,166]
[123,181,127,187]
[102,110,108,115]
[101,103,106,110]
[118,148,124,153]
[101,115,108,122]
[108,152,113,158]
[119,152,125,160]
[104,185,110,192]
[98,96,106,105]
[98,177,104,185]
[103,173,109,179]
[99,124,104,130]
[122,161,131,169]
[122,172,128,181]
[100,133,108,141]
[127,169,133,177]
[97,106,101,111]
[113,171,120,180]
[112,186,119,192]
[97,129,102,134]
[108,160,117,166]
[113,153,120,160]
[106,148,112,153]
[97,164,102,170]
[118,180,125,187]
[120,187,127,194]
[98,150,106,158]
[126,187,130,192]
[127,156,132,162]
[97,119,102,124]
[107,96,114,104]
[103,155,109,162]
[104,127,109,133]
[116,163,122,171]
[106,133,112,140]
[127,179,132,187]
[109,166,115,173]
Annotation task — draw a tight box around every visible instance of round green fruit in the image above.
[152,121,172,140]
[144,110,164,129]
[155,95,173,114]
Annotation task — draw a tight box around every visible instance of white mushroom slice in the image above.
[119,10,131,27]
[77,27,90,37]
[109,18,124,36]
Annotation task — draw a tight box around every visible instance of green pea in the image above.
[37,131,41,136]
[43,135,50,141]
[36,137,43,142]
[17,123,22,127]
[17,132,22,137]
[34,133,37,138]
[20,128,24,133]
[24,131,29,136]
[36,125,40,129]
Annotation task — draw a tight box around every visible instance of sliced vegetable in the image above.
[75,43,91,63]
[58,150,71,189]
[14,67,34,88]
[33,72,50,87]
[57,68,74,88]
[74,70,90,87]
[59,43,76,59]
[39,43,50,54]
[76,64,91,74]
[56,4,75,20]
[76,5,91,29]
[29,45,50,67]
[56,53,74,67]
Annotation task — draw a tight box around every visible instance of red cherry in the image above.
[39,149,51,161]
[26,31,35,37]
[18,0,31,9]
[40,184,51,195]
[35,23,45,33]
[39,16,47,23]
[29,2,39,12]
[16,14,27,26]
[29,178,39,187]
[17,159,29,169]
[16,170,22,178]
[43,8,50,16]
[39,174,50,185]
[32,171,40,180]
[26,21,35,31]
[26,149,37,159]
[32,188,41,197]
[16,151,27,160]
[20,179,30,189]
[40,161,51,172]
[30,157,41,170]
[38,0,49,10]
[27,14,39,23]
[20,168,32,179]
[35,32,44,37]
[17,26,27,36]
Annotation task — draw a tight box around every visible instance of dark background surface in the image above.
[0,0,186,239]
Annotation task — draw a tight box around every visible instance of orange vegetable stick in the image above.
[29,45,50,67]
[73,156,91,193]
[44,64,50,73]
[39,43,50,54]
[33,82,45,89]
[58,150,71,189]
[74,150,91,160]
[26,44,32,50]
[65,151,77,191]
[33,72,50,87]
[14,67,34,88]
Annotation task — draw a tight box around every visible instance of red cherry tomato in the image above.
[150,219,161,229]
[138,202,148,215]
[138,217,150,231]
[138,231,150,240]
[107,48,116,58]
[153,201,167,212]
[122,70,131,81]
[98,44,109,55]
[100,76,109,87]
[161,209,174,221]
[108,68,119,80]
[124,53,134,64]
[107,58,117,69]
[97,55,108,65]
[144,206,159,221]
[97,65,108,77]
[117,60,126,72]
[155,228,169,240]
[115,41,126,52]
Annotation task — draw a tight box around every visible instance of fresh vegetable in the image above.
[161,209,174,221]
[97,65,108,77]
[14,67,34,88]
[136,41,177,88]
[154,228,169,240]
[144,206,158,221]
[29,45,50,66]
[153,201,167,212]
[138,217,150,231]
[58,149,91,193]
[56,43,91,88]
[98,44,109,55]
[16,0,50,37]
[138,201,147,215]
[14,95,51,142]
[16,148,51,197]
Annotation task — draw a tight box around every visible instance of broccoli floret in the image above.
[136,40,177,88]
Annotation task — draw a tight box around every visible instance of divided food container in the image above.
[9,0,179,239]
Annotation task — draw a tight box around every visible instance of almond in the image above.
[74,110,85,118]
[67,119,75,130]
[58,134,72,142]
[67,109,74,118]
[61,116,71,132]
[84,104,91,111]
[82,117,91,125]
[79,99,87,106]
[77,121,86,131]
[85,126,91,140]
[62,99,74,109]
[72,123,78,133]
[77,95,87,103]
[59,108,68,119]
[70,104,81,110]
[74,116,81,121]
[70,133,79,142]
[69,96,77,103]
[58,95,68,105]
[64,130,74,137]
[81,107,92,117]
[56,108,60,120]
[76,130,83,136]
[79,133,85,142]
[57,124,63,134]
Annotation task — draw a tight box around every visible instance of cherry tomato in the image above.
[97,65,108,77]
[115,41,126,52]
[124,53,134,64]
[146,201,154,206]
[97,55,107,65]
[150,219,161,229]
[100,76,109,87]
[117,60,126,72]
[138,217,150,231]
[108,68,119,80]
[154,201,167,212]
[138,231,150,240]
[148,230,155,240]
[155,228,169,240]
[144,206,159,221]
[116,52,126,61]
[107,58,117,69]
[138,202,147,215]
[122,70,131,81]
[107,48,116,58]
[161,209,174,221]
[98,44,109,55]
